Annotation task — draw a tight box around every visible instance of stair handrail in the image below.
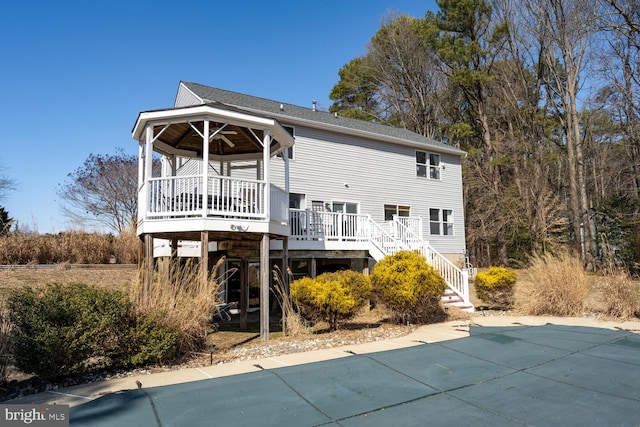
[367,216,407,256]
[392,218,471,307]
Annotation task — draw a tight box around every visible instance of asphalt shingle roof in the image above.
[181,81,465,155]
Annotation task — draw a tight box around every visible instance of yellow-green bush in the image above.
[474,266,517,308]
[370,251,446,324]
[290,270,371,330]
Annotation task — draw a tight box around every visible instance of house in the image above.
[132,81,472,339]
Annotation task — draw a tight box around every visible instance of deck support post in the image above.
[143,233,154,305]
[200,231,209,288]
[260,233,270,341]
[282,237,289,293]
[240,260,247,330]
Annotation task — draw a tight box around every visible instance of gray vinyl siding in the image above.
[175,85,202,107]
[269,125,466,255]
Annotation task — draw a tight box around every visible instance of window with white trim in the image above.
[429,208,453,235]
[384,205,410,221]
[416,151,441,179]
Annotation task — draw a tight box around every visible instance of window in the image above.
[332,202,358,214]
[416,151,441,179]
[430,209,454,235]
[384,205,410,221]
[289,193,305,209]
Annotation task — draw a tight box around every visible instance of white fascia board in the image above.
[133,105,295,148]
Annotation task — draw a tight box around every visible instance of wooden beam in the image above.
[260,234,270,341]
[237,127,263,150]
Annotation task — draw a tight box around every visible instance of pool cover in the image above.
[70,324,640,426]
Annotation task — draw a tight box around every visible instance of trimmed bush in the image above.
[474,266,517,308]
[370,251,446,324]
[290,270,372,330]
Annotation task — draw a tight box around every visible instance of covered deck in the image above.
[132,103,294,340]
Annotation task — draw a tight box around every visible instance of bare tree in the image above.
[0,161,17,203]
[57,149,156,233]
[330,13,448,139]
[524,0,599,264]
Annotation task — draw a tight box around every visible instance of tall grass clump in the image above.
[112,228,140,264]
[595,273,640,319]
[132,257,223,357]
[518,251,587,316]
[0,301,11,389]
[272,266,307,337]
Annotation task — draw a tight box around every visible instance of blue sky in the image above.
[1,0,436,233]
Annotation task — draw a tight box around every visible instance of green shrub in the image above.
[474,266,517,308]
[370,251,446,324]
[116,314,179,367]
[8,283,179,380]
[290,270,372,330]
[9,283,133,380]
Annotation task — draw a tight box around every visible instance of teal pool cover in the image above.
[70,324,640,426]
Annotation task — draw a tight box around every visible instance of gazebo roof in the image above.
[132,102,294,158]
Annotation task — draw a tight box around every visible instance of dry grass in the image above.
[132,258,224,356]
[271,266,307,337]
[0,230,139,265]
[595,273,640,319]
[0,301,11,389]
[0,266,136,296]
[516,251,587,316]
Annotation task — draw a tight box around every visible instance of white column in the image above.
[284,147,290,193]
[263,129,270,220]
[137,141,145,224]
[143,124,154,221]
[202,120,210,217]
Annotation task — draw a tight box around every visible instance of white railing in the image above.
[145,175,267,218]
[270,185,289,224]
[289,209,371,242]
[424,245,470,306]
